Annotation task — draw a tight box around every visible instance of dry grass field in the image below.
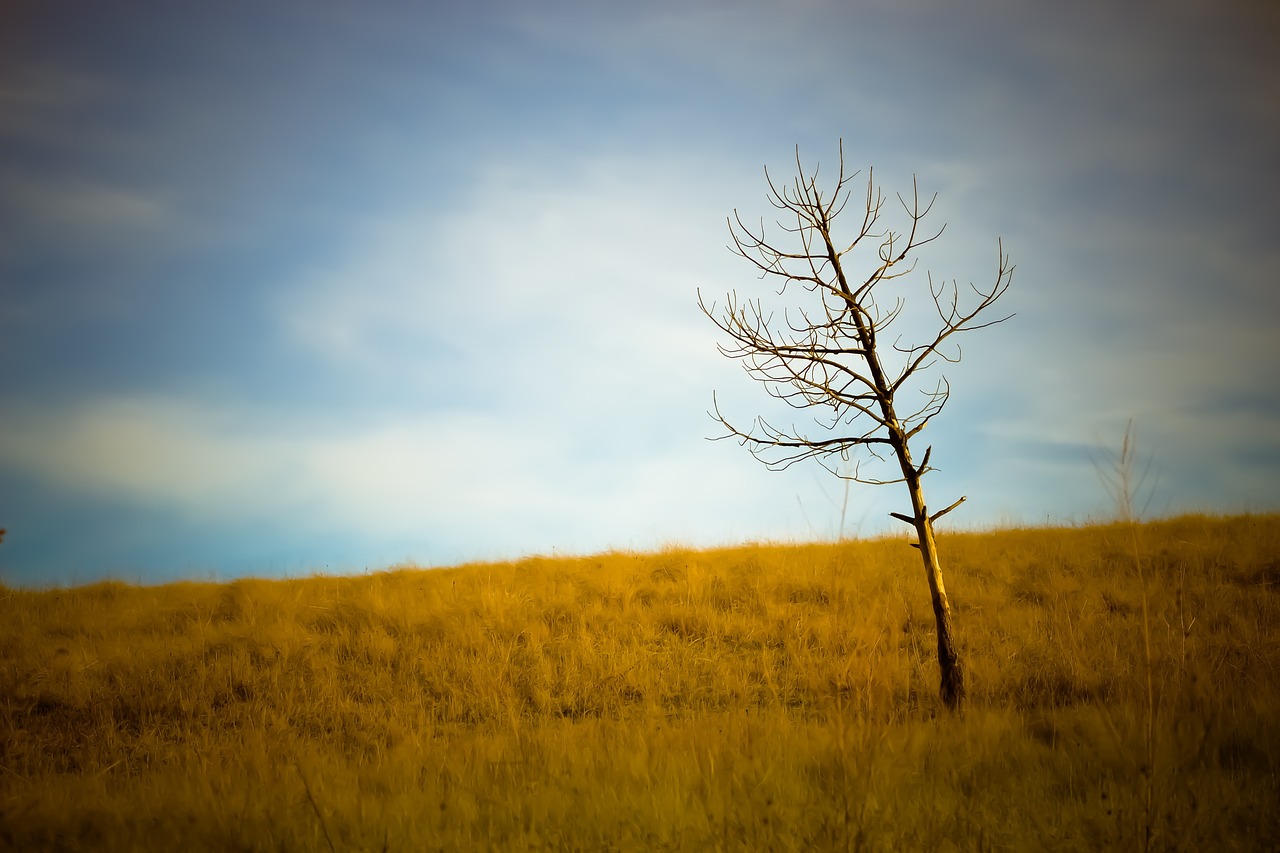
[1,513,1278,851]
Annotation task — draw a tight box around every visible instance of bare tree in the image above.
[699,144,1014,711]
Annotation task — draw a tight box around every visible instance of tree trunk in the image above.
[905,472,966,711]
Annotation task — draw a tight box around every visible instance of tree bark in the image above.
[897,442,965,711]
[914,508,965,711]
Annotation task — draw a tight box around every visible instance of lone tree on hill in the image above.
[699,144,1014,711]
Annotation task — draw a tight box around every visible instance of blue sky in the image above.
[2,0,1278,586]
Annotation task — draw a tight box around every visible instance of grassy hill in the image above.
[1,514,1278,850]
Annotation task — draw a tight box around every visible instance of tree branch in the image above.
[930,495,967,523]
[704,143,1011,489]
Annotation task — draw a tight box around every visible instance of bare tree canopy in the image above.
[701,143,1014,710]
[700,143,1013,485]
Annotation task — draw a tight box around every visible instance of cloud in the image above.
[0,390,819,567]
[0,397,297,516]
[273,147,755,407]
[0,62,107,142]
[0,61,183,256]
[1,174,172,242]
[0,396,535,532]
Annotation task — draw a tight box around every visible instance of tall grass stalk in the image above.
[1094,419,1158,851]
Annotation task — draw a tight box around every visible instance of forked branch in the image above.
[701,144,1013,483]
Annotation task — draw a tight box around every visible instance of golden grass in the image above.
[1,513,1278,850]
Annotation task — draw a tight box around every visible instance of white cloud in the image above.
[0,391,822,560]
[0,398,297,516]
[274,148,756,413]
[0,396,535,530]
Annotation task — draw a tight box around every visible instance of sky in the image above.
[2,0,1278,587]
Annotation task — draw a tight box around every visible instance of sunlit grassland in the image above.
[1,514,1278,850]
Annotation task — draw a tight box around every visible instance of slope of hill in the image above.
[2,514,1278,850]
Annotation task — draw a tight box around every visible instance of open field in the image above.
[1,514,1278,850]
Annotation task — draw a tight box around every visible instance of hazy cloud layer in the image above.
[1,0,1277,584]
